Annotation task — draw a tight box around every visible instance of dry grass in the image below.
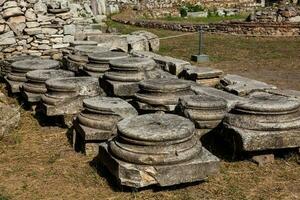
[0,22,299,199]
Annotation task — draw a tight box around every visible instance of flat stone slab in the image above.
[11,59,60,73]
[224,125,300,151]
[70,41,98,47]
[109,57,156,71]
[117,113,195,143]
[185,66,223,79]
[74,45,109,55]
[101,79,139,97]
[83,96,138,118]
[26,69,75,83]
[139,78,191,93]
[99,143,220,188]
[88,51,129,64]
[220,74,277,96]
[191,85,245,110]
[179,94,227,110]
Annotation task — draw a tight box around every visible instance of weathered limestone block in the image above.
[2,7,23,19]
[73,96,138,158]
[84,51,128,78]
[74,45,108,56]
[5,59,60,94]
[135,78,195,112]
[0,103,20,137]
[153,56,190,76]
[184,66,224,87]
[223,92,300,152]
[65,54,88,73]
[126,34,149,52]
[87,34,128,52]
[179,94,228,137]
[191,85,245,110]
[22,69,75,103]
[131,30,160,52]
[99,113,220,188]
[220,74,277,96]
[102,57,159,97]
[41,77,104,116]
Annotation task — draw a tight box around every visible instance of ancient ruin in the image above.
[134,78,195,112]
[223,92,300,152]
[101,57,159,97]
[41,77,103,116]
[99,113,220,188]
[178,94,228,137]
[73,96,138,157]
[84,51,129,77]
[22,69,75,103]
[5,58,60,93]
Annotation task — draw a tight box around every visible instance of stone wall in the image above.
[116,0,264,10]
[112,16,300,36]
[0,0,107,60]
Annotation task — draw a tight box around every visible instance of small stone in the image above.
[2,7,23,18]
[24,27,42,35]
[52,43,69,49]
[26,22,40,28]
[3,1,18,9]
[64,24,76,35]
[63,35,74,43]
[42,28,58,35]
[25,9,37,22]
[38,44,51,50]
[252,154,274,167]
[34,0,47,14]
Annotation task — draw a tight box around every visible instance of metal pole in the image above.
[199,26,204,55]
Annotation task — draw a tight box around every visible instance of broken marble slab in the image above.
[219,74,277,96]
[99,113,220,188]
[153,56,191,76]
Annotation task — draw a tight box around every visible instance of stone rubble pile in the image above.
[73,96,138,157]
[22,69,75,103]
[99,113,220,188]
[134,78,194,113]
[5,58,60,93]
[223,92,300,152]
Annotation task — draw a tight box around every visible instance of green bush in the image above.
[179,3,206,17]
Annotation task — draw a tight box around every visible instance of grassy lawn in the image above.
[0,21,299,200]
[109,20,300,90]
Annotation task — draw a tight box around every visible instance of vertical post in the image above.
[199,26,204,55]
[191,26,209,63]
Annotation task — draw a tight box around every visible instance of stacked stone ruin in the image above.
[223,92,300,152]
[41,77,103,116]
[73,96,138,157]
[0,24,299,189]
[99,113,220,188]
[85,51,128,78]
[22,69,75,103]
[134,78,195,112]
[5,58,60,93]
[178,94,228,137]
[101,57,160,97]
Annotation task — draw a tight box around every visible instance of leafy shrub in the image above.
[179,3,206,17]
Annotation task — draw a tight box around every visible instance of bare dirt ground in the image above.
[0,21,300,200]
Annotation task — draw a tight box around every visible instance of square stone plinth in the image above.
[227,126,300,152]
[22,90,42,103]
[41,97,85,116]
[135,101,175,113]
[98,143,220,188]
[101,79,139,97]
[73,129,100,158]
[73,120,114,141]
[4,77,22,94]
